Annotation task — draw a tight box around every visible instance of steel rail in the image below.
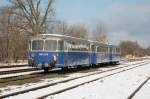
[0,65,27,69]
[127,77,150,99]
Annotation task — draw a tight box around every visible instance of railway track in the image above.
[0,67,39,75]
[127,77,150,99]
[1,60,149,99]
[0,58,146,82]
[0,64,27,69]
[0,60,146,85]
[0,65,43,79]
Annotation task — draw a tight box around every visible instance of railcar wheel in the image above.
[61,67,68,71]
[44,67,49,73]
[28,60,32,66]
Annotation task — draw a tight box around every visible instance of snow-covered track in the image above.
[0,66,43,83]
[0,70,43,83]
[0,58,145,83]
[1,61,149,99]
[0,67,39,75]
[0,64,27,69]
[127,77,150,99]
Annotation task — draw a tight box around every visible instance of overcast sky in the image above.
[1,0,150,48]
[53,0,150,48]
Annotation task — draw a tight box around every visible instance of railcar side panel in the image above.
[90,52,96,64]
[64,52,89,67]
[97,52,109,63]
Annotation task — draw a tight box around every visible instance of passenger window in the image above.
[109,47,113,52]
[97,46,108,52]
[64,42,68,51]
[58,40,64,51]
[91,45,95,52]
[116,48,120,53]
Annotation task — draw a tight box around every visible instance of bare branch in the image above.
[40,0,53,27]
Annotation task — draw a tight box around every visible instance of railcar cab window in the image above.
[32,40,44,50]
[44,40,57,51]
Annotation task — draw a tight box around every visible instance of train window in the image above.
[97,46,108,52]
[64,41,68,51]
[32,40,44,50]
[113,48,116,53]
[109,47,112,52]
[97,46,100,52]
[79,44,89,51]
[44,40,57,51]
[91,45,95,52]
[58,40,64,51]
[116,48,120,53]
[66,41,89,52]
[110,47,116,53]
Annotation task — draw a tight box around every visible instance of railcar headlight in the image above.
[53,55,57,61]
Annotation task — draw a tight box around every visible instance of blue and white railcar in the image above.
[28,34,90,72]
[28,34,120,72]
[89,41,120,65]
[89,41,112,64]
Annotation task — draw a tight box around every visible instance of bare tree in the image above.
[92,23,107,43]
[0,5,28,62]
[48,20,69,34]
[119,41,145,57]
[0,0,55,62]
[144,47,150,56]
[66,24,88,38]
[9,0,54,35]
[0,6,14,62]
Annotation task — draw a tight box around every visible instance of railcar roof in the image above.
[31,33,117,47]
[88,40,108,46]
[36,33,89,43]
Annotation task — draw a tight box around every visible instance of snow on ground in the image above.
[45,61,150,99]
[0,70,43,79]
[0,66,35,72]
[0,60,149,99]
[0,61,27,67]
[2,60,150,99]
[132,79,150,99]
[0,60,142,96]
